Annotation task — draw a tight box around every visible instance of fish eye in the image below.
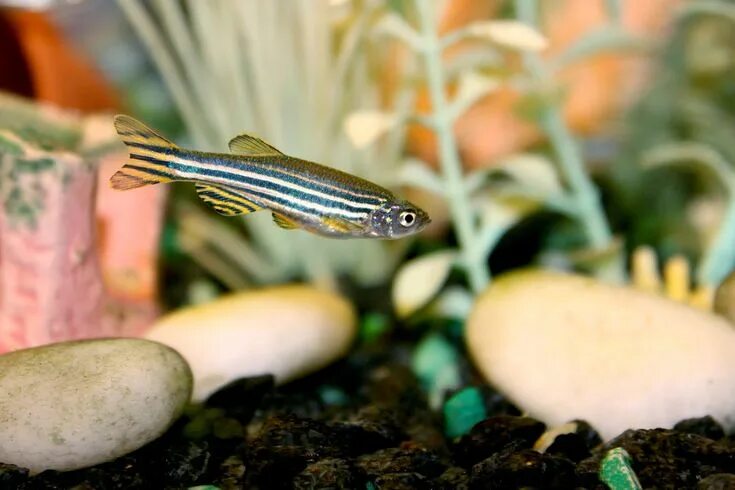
[399,210,416,227]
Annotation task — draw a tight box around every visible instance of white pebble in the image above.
[145,285,357,401]
[466,270,735,440]
[0,338,192,473]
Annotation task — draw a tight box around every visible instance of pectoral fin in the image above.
[321,216,363,234]
[228,133,284,156]
[272,213,300,230]
[195,184,261,216]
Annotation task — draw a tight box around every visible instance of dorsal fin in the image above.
[195,184,262,216]
[272,213,300,230]
[228,133,284,156]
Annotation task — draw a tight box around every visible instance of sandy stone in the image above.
[466,270,735,440]
[0,338,192,473]
[145,285,357,400]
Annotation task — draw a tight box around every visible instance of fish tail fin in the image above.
[110,114,178,190]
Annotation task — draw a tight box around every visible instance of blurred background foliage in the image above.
[3,0,735,311]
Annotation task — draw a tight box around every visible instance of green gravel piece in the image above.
[319,385,349,406]
[600,447,642,490]
[443,386,487,438]
[359,313,390,343]
[412,333,461,409]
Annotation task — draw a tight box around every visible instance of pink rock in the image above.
[0,97,164,353]
[85,114,168,304]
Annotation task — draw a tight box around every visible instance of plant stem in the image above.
[700,197,735,286]
[415,0,489,293]
[516,0,621,280]
[540,108,612,248]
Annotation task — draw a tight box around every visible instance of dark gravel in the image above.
[2,344,734,488]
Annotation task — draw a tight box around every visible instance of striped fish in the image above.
[110,115,430,239]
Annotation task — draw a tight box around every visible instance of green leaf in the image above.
[394,157,445,196]
[466,153,562,196]
[642,142,735,194]
[372,11,421,49]
[344,110,400,148]
[466,20,548,52]
[450,71,501,119]
[550,27,651,72]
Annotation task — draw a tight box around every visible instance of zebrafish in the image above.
[110,115,430,239]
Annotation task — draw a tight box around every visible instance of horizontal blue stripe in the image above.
[126,160,174,179]
[168,160,375,215]
[180,151,385,206]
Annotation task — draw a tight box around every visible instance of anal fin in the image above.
[195,184,261,216]
[272,212,300,230]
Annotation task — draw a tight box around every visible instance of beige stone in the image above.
[145,285,357,401]
[467,270,735,440]
[0,338,192,473]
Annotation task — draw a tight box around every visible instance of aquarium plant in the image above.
[343,0,644,317]
[116,0,417,291]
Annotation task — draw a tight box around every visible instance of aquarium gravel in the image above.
[1,342,733,489]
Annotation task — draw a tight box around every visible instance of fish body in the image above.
[110,115,430,239]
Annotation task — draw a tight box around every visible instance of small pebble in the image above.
[674,416,726,440]
[292,458,357,489]
[698,473,735,490]
[412,333,461,409]
[204,374,275,423]
[146,285,357,400]
[599,448,642,490]
[577,428,735,488]
[374,472,429,489]
[434,466,469,489]
[535,420,602,462]
[546,433,592,462]
[452,415,546,468]
[0,338,192,473]
[356,447,446,480]
[0,462,28,487]
[466,270,735,439]
[470,448,577,489]
[443,387,487,439]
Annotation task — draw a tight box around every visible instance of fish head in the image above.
[367,200,431,239]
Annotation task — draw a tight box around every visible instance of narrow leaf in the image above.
[451,71,501,117]
[468,20,548,52]
[394,158,445,195]
[430,286,474,320]
[373,12,421,48]
[393,250,457,318]
[551,27,651,71]
[344,110,400,148]
[498,154,562,194]
[642,142,735,194]
[465,153,561,195]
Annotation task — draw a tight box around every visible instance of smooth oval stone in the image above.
[466,270,735,441]
[0,338,192,473]
[145,285,357,400]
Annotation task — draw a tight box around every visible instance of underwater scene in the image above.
[1,0,735,488]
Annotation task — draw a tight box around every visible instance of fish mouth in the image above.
[416,210,431,231]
